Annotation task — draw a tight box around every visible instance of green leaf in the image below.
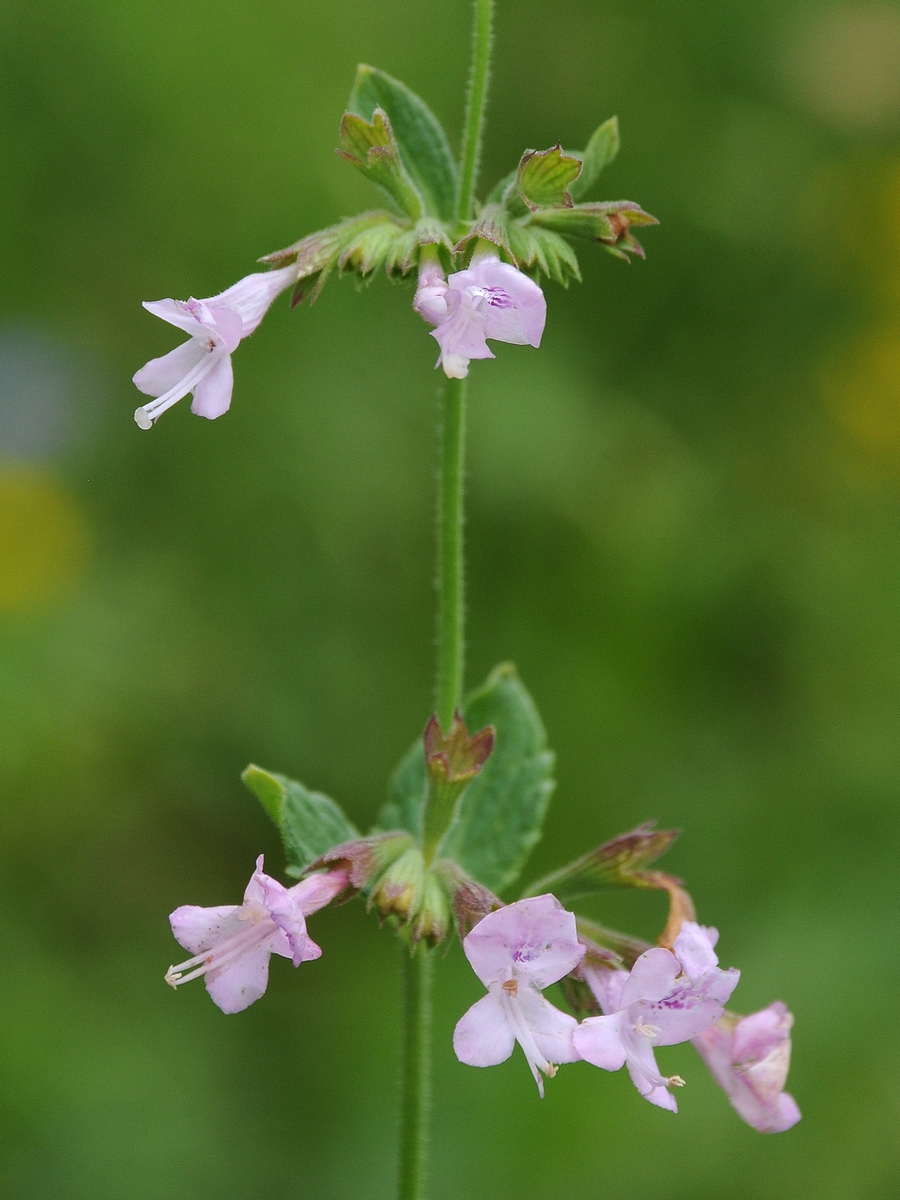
[338,109,424,219]
[242,764,359,878]
[442,664,555,891]
[569,116,620,201]
[516,143,582,211]
[379,738,428,838]
[350,64,458,221]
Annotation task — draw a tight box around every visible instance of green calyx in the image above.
[256,75,656,306]
[524,821,680,903]
[421,712,495,863]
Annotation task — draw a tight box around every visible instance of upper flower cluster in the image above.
[132,67,656,426]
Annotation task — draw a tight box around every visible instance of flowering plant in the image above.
[136,2,799,1196]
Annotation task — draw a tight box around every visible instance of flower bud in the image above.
[421,711,494,858]
[372,846,426,922]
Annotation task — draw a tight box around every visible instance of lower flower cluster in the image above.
[165,866,799,1133]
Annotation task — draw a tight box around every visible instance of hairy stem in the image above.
[436,376,467,729]
[397,943,434,1200]
[395,9,495,1199]
[457,0,495,221]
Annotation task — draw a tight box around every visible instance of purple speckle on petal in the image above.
[484,287,514,309]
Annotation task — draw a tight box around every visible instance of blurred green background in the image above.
[2,0,899,1196]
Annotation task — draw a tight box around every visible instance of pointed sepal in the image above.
[530,201,658,261]
[310,830,415,891]
[524,822,680,902]
[432,859,503,940]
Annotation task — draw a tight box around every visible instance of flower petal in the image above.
[517,988,580,1064]
[211,266,297,337]
[620,947,681,1008]
[142,298,210,336]
[693,1006,801,1133]
[584,966,628,1015]
[624,1031,678,1111]
[474,258,546,347]
[133,338,207,398]
[204,305,244,354]
[289,867,350,915]
[169,904,243,956]
[204,939,277,1014]
[572,1013,628,1071]
[647,967,740,1046]
[482,299,530,346]
[673,922,720,979]
[731,1001,792,1067]
[462,895,584,989]
[259,875,318,967]
[627,1059,679,1112]
[769,1092,802,1133]
[453,991,516,1067]
[190,353,234,420]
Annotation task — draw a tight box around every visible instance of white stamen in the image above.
[134,344,221,428]
[498,983,555,1099]
[164,920,275,987]
[668,1075,686,1088]
[634,1021,662,1038]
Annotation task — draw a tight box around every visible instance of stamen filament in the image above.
[135,345,221,427]
[499,986,555,1099]
[165,920,275,987]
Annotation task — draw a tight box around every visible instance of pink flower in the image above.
[165,855,348,1014]
[414,255,546,379]
[573,922,740,1112]
[133,266,296,428]
[693,1002,801,1132]
[453,895,584,1096]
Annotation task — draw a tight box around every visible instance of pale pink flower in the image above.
[414,254,546,379]
[133,266,296,428]
[573,922,740,1112]
[693,1002,801,1132]
[165,855,348,1014]
[453,895,584,1096]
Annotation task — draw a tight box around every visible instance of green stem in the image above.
[397,943,433,1200]
[457,0,495,221]
[395,11,495,1200]
[436,376,467,729]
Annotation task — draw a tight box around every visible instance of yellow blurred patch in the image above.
[0,468,88,614]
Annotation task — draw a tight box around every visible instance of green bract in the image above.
[381,663,554,893]
[258,64,656,296]
[349,65,459,222]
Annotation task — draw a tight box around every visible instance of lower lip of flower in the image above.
[135,344,222,429]
[165,919,275,988]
